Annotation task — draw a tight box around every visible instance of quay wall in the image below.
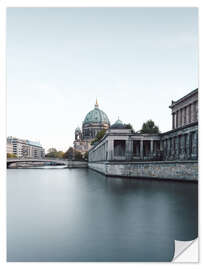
[88,161,198,181]
[67,161,88,168]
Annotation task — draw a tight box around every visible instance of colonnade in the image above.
[162,130,198,160]
[172,101,198,129]
[88,138,161,162]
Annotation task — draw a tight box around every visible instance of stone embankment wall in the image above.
[88,161,198,181]
[67,161,88,168]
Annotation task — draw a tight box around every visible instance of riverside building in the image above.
[88,89,198,181]
[7,137,45,159]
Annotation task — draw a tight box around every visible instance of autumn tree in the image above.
[46,148,64,158]
[63,147,74,160]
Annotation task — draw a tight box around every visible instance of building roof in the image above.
[169,88,198,109]
[110,119,126,129]
[26,140,42,147]
[83,100,110,125]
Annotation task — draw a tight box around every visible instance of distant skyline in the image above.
[7,7,198,152]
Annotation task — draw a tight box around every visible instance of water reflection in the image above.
[7,168,198,262]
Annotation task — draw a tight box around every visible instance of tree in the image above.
[7,153,17,158]
[91,129,106,145]
[56,151,65,159]
[124,123,134,131]
[74,150,83,161]
[140,120,160,134]
[47,148,57,153]
[63,147,84,161]
[125,123,132,129]
[84,151,88,160]
[63,147,74,160]
[46,148,64,158]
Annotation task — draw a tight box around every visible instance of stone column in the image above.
[176,137,178,159]
[182,135,186,159]
[185,133,190,160]
[174,137,176,159]
[188,132,192,159]
[191,103,195,122]
[165,139,168,158]
[175,112,177,129]
[126,139,133,161]
[183,107,186,126]
[140,140,143,160]
[194,131,198,159]
[188,104,191,124]
[185,106,189,125]
[194,101,197,121]
[184,107,186,125]
[180,135,183,159]
[176,136,180,159]
[107,139,114,161]
[176,111,179,128]
[179,109,182,127]
[182,109,184,126]
[172,113,175,129]
[168,139,171,158]
[171,137,174,159]
[150,140,154,158]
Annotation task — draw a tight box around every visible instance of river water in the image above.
[7,168,198,262]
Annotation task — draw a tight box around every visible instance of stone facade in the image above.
[88,128,162,162]
[88,89,198,180]
[170,88,198,129]
[161,122,198,161]
[88,125,198,163]
[89,89,198,163]
[88,161,198,181]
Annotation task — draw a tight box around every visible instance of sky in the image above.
[7,7,198,152]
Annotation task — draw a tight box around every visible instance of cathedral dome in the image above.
[83,100,110,126]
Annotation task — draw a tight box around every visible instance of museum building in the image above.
[88,89,198,162]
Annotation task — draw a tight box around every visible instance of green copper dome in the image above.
[110,118,125,129]
[83,101,110,125]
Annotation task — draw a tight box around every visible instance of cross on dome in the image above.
[95,98,99,108]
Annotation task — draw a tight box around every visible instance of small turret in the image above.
[75,126,82,141]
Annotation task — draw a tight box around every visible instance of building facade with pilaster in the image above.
[88,89,198,163]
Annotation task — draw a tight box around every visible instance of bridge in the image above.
[7,158,68,168]
[7,158,87,168]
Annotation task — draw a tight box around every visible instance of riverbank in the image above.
[88,160,198,181]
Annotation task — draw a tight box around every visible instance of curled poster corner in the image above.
[172,238,198,262]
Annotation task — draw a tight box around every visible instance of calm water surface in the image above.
[7,168,198,262]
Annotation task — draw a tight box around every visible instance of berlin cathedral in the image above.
[74,100,110,153]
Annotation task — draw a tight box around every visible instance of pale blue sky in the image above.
[7,8,198,152]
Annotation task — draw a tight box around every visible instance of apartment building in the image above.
[7,137,45,159]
